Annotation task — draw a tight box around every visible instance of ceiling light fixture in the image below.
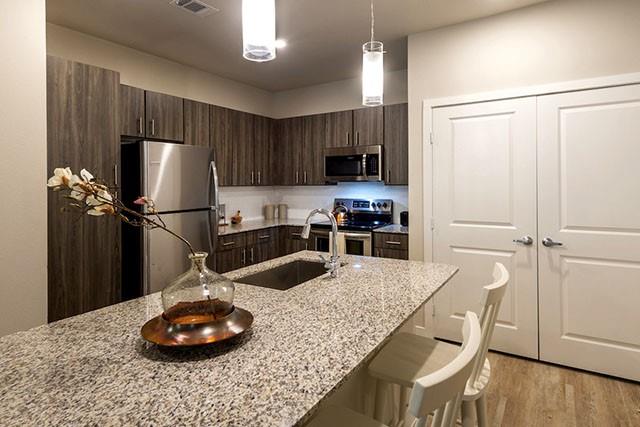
[362,1,384,107]
[242,0,277,62]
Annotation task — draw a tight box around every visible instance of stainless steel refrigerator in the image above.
[121,141,219,299]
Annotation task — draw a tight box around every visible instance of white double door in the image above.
[432,85,640,380]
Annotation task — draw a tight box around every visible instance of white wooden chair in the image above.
[306,311,482,427]
[367,263,509,427]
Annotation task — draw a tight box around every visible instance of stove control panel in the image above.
[334,198,393,214]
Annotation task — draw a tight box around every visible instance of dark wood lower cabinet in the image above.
[47,56,121,322]
[373,232,409,260]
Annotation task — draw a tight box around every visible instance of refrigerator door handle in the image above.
[208,161,220,254]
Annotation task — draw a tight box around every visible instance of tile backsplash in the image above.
[219,183,408,224]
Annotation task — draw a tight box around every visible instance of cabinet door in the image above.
[231,110,255,186]
[210,105,234,186]
[47,56,121,321]
[325,110,353,148]
[254,115,273,186]
[214,247,244,273]
[275,117,304,185]
[432,97,538,358]
[374,248,408,260]
[119,84,145,138]
[145,90,184,141]
[281,226,308,255]
[384,103,408,185]
[302,114,326,185]
[353,106,383,146]
[184,99,210,148]
[538,85,640,381]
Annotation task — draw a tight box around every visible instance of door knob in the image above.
[513,236,534,245]
[542,237,563,247]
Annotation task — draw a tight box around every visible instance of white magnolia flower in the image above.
[80,168,94,182]
[87,204,115,216]
[47,167,73,188]
[86,189,113,207]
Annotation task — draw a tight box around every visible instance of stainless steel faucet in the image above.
[301,208,340,278]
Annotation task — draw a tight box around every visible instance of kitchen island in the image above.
[0,252,457,426]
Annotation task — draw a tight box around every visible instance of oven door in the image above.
[335,231,372,256]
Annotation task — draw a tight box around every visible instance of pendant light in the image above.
[362,1,384,106]
[242,0,276,62]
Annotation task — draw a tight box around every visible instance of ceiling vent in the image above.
[170,0,219,17]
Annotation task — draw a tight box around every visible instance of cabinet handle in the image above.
[387,169,391,182]
[303,171,308,184]
[251,171,255,185]
[113,164,119,186]
[356,131,360,146]
[150,119,155,136]
[222,241,235,247]
[257,171,261,185]
[346,132,350,146]
[295,171,299,184]
[250,247,254,263]
[242,249,246,265]
[291,232,302,237]
[259,235,270,239]
[385,241,402,246]
[138,117,143,135]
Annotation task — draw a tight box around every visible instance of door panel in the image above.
[210,105,234,187]
[303,114,326,185]
[538,85,640,380]
[384,103,408,185]
[325,111,353,148]
[353,106,383,146]
[145,90,184,141]
[119,84,145,138]
[432,97,538,358]
[184,99,210,148]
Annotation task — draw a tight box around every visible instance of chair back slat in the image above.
[469,262,509,386]
[405,311,482,427]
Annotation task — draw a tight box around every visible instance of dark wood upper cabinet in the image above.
[231,110,255,186]
[353,106,384,146]
[254,115,274,186]
[325,110,353,148]
[145,90,184,142]
[210,105,234,186]
[47,56,121,322]
[275,117,304,185]
[384,103,408,185]
[184,99,210,148]
[303,114,326,185]
[119,84,145,138]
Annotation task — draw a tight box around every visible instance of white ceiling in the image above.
[47,0,548,92]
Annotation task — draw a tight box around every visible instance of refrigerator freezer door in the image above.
[144,210,217,295]
[142,141,214,212]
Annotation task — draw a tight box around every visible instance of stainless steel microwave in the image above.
[324,145,383,182]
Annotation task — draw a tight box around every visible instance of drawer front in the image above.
[374,247,409,260]
[246,227,276,246]
[285,226,304,240]
[374,233,408,250]
[217,233,247,252]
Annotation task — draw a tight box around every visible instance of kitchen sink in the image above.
[235,260,330,290]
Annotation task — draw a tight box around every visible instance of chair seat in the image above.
[368,333,491,399]
[306,405,388,427]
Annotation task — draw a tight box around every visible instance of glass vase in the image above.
[161,252,235,325]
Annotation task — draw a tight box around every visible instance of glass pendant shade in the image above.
[362,41,384,106]
[161,252,235,324]
[242,0,276,62]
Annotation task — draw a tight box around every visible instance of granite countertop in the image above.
[0,252,457,427]
[218,218,309,236]
[373,224,409,234]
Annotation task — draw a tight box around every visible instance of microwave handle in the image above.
[362,154,368,179]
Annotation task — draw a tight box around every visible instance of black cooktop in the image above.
[311,219,390,232]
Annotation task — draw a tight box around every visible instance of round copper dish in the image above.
[141,306,254,347]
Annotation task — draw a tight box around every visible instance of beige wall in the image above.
[0,0,48,336]
[47,24,273,117]
[408,0,640,260]
[272,69,407,118]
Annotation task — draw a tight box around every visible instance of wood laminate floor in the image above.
[484,352,640,427]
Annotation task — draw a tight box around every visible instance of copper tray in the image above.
[141,306,254,347]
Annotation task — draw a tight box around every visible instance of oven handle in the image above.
[341,232,372,240]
